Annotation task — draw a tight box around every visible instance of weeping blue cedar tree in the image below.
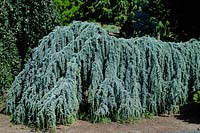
[6,21,200,129]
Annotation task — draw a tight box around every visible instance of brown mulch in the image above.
[0,113,200,133]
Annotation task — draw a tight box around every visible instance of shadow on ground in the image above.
[176,102,200,124]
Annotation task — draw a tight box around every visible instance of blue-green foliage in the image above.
[6,21,200,128]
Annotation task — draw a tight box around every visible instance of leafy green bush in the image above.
[53,0,81,25]
[193,91,200,103]
[6,21,200,129]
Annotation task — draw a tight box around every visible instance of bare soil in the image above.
[0,114,200,133]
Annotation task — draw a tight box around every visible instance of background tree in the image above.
[120,0,176,41]
[78,0,130,25]
[53,0,200,41]
[9,0,60,68]
[0,0,20,109]
[53,0,130,25]
[53,0,81,25]
[54,0,176,41]
[167,0,200,41]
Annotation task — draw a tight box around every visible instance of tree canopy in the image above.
[53,0,200,41]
